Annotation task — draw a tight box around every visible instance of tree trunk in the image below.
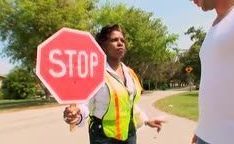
[155,81,158,90]
[32,71,51,100]
[148,81,151,90]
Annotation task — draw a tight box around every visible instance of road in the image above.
[0,90,196,144]
[137,90,196,144]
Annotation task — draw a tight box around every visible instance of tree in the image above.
[0,0,97,68]
[0,1,178,92]
[93,3,177,87]
[0,0,98,97]
[1,67,38,99]
[181,26,206,84]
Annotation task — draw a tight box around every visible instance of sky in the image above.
[0,0,216,75]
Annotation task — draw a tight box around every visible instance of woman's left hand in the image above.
[145,117,166,133]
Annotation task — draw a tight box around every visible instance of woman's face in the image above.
[103,30,126,61]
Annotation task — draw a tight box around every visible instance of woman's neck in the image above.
[107,59,122,71]
[107,58,126,84]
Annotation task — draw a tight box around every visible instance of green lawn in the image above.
[155,92,199,121]
[0,98,58,111]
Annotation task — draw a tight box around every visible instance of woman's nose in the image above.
[117,39,124,46]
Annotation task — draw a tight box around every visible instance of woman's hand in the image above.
[63,104,82,125]
[145,116,166,133]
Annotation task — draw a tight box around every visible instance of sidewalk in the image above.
[137,90,197,144]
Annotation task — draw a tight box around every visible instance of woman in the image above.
[64,24,165,144]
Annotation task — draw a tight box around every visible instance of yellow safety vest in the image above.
[102,68,142,141]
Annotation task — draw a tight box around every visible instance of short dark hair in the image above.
[96,24,126,48]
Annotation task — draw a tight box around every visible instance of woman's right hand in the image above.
[63,104,82,125]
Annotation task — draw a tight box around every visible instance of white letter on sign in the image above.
[78,51,88,78]
[49,49,66,78]
[90,52,98,77]
[64,50,76,77]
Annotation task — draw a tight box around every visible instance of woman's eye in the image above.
[110,38,118,42]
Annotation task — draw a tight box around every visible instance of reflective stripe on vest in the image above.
[102,68,142,141]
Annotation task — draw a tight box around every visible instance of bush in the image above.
[158,82,169,90]
[2,68,37,99]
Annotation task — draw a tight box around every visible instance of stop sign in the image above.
[36,28,106,104]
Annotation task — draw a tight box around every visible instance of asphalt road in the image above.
[0,90,196,144]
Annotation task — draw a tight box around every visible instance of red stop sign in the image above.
[36,28,106,104]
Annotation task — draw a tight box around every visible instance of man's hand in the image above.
[191,134,198,144]
[145,116,166,133]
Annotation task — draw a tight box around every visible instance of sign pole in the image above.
[185,66,193,92]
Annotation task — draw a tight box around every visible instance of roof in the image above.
[0,75,6,79]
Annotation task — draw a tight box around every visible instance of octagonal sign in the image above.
[36,28,106,104]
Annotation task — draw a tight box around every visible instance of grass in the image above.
[155,91,199,121]
[0,98,58,112]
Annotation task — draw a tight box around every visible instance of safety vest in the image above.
[102,68,142,141]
